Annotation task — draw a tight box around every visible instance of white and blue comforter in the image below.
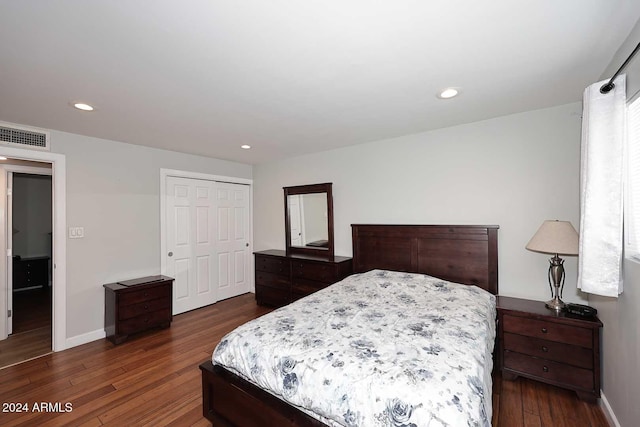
[213,269,496,427]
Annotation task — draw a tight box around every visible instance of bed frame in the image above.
[199,224,499,426]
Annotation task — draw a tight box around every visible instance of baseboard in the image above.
[600,391,621,427]
[64,328,106,350]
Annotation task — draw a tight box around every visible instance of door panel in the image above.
[174,258,190,299]
[196,255,210,294]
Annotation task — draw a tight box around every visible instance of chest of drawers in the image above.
[104,275,174,345]
[497,296,602,402]
[13,256,50,289]
[255,250,352,307]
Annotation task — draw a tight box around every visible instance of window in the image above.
[626,96,640,261]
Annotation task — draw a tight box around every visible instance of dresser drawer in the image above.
[291,261,335,282]
[256,255,289,274]
[292,278,330,296]
[504,351,593,391]
[255,271,290,291]
[119,283,171,307]
[255,285,290,307]
[503,332,592,369]
[502,314,593,348]
[118,308,171,335]
[119,297,171,321]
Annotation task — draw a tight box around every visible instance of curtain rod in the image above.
[600,42,640,94]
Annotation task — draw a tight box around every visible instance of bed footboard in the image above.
[199,361,325,427]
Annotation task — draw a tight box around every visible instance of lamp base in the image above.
[545,297,565,312]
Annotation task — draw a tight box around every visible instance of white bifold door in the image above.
[165,177,250,314]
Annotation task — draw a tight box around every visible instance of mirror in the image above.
[284,183,334,258]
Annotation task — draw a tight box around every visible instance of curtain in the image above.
[578,75,626,297]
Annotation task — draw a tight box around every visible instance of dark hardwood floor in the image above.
[12,286,52,334]
[0,293,608,426]
[0,287,52,368]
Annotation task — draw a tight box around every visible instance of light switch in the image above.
[69,227,84,239]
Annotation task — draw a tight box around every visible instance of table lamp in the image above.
[525,220,579,311]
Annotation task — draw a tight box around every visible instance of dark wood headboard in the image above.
[351,224,499,295]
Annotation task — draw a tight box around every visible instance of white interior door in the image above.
[165,177,217,314]
[288,195,303,246]
[214,182,250,300]
[6,172,12,335]
[0,168,7,340]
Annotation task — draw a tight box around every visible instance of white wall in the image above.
[44,131,252,339]
[13,174,52,258]
[254,102,585,303]
[589,17,640,427]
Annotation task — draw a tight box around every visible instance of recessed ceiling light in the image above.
[73,102,95,111]
[0,156,6,160]
[437,88,460,99]
[241,145,251,149]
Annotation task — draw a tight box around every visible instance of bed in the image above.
[200,224,499,426]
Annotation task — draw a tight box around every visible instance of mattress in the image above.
[213,269,496,427]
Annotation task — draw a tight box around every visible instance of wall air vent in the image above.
[0,123,50,151]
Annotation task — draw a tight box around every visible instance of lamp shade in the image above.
[525,220,579,256]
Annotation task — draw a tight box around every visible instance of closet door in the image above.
[165,177,251,314]
[215,182,251,300]
[166,177,217,314]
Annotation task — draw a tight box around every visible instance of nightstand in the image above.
[497,296,602,402]
[104,275,174,345]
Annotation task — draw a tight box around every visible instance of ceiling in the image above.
[1,1,639,165]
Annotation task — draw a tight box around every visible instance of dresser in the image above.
[497,296,602,402]
[104,275,174,345]
[13,256,50,289]
[255,250,352,307]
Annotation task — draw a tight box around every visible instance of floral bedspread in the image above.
[213,269,496,427]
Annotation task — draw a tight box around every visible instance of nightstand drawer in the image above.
[504,351,593,391]
[118,308,171,335]
[256,271,290,290]
[291,262,334,282]
[502,314,592,348]
[503,332,592,369]
[119,297,170,321]
[256,256,289,274]
[119,284,171,307]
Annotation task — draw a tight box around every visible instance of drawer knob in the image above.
[144,292,148,297]
[541,327,548,333]
[542,346,549,352]
[542,366,549,373]
[144,305,149,310]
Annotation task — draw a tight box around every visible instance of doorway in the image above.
[0,165,53,368]
[0,145,66,368]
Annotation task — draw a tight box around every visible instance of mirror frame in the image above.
[284,183,334,259]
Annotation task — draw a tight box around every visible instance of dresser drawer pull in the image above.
[144,305,149,310]
[542,346,549,352]
[541,327,548,333]
[542,366,549,373]
[144,292,149,297]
